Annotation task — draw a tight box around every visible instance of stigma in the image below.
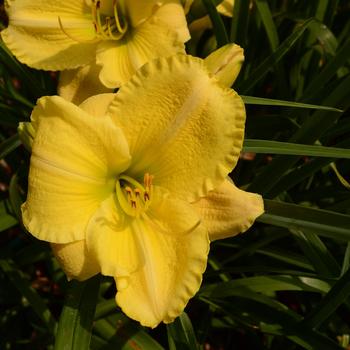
[116,173,154,217]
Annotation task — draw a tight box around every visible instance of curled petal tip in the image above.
[204,43,244,87]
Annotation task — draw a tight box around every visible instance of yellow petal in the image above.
[192,179,264,241]
[58,63,112,105]
[153,1,190,43]
[121,0,163,27]
[78,92,115,116]
[2,0,97,70]
[51,240,100,281]
[22,96,131,243]
[108,54,246,202]
[204,43,244,87]
[86,195,144,277]
[115,198,209,328]
[96,18,185,88]
[217,0,234,17]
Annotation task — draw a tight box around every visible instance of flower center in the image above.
[116,173,154,217]
[91,0,128,40]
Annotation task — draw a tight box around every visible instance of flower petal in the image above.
[192,179,264,241]
[2,0,97,70]
[22,96,131,243]
[154,1,190,43]
[51,240,100,281]
[217,0,234,17]
[108,54,246,202]
[204,44,244,87]
[121,0,163,27]
[96,18,185,88]
[86,195,144,277]
[115,198,209,328]
[58,63,112,105]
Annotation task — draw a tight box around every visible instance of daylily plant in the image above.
[2,0,189,90]
[22,53,263,327]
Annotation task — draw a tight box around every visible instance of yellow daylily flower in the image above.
[22,54,262,327]
[2,0,190,88]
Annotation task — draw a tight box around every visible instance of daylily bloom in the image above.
[22,54,263,327]
[2,0,190,90]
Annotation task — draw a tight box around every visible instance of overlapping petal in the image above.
[96,18,184,87]
[86,195,144,277]
[115,198,209,328]
[51,240,100,281]
[22,96,131,243]
[108,54,246,202]
[58,63,112,105]
[2,0,97,70]
[192,179,264,241]
[154,1,191,42]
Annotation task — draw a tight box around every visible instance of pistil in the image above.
[116,173,153,217]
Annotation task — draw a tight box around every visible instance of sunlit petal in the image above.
[192,179,264,240]
[96,19,185,88]
[2,0,97,70]
[86,194,144,277]
[58,63,112,105]
[51,240,100,281]
[22,96,131,243]
[115,197,209,328]
[108,54,245,202]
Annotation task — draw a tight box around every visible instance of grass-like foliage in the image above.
[0,0,350,349]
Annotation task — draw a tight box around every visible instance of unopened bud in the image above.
[204,43,244,87]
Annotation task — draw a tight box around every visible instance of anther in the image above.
[144,192,150,202]
[125,186,132,197]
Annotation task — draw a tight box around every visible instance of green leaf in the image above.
[0,259,57,333]
[94,299,117,320]
[243,139,350,158]
[0,134,21,160]
[54,275,101,350]
[230,0,250,46]
[242,95,343,112]
[9,173,23,221]
[94,315,164,350]
[167,312,199,350]
[201,0,229,47]
[239,18,317,93]
[0,200,17,232]
[187,0,222,21]
[255,0,279,50]
[200,275,331,298]
[258,200,350,241]
[302,268,350,329]
[291,230,340,277]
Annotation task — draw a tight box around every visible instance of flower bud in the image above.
[204,43,244,87]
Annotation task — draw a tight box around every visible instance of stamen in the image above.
[90,0,127,40]
[95,1,109,39]
[106,17,124,40]
[116,174,153,217]
[113,0,128,34]
[115,180,136,217]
